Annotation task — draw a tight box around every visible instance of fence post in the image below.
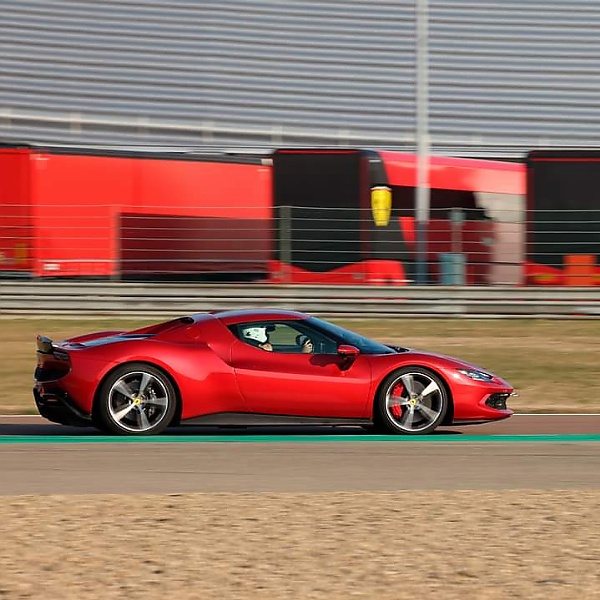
[280,205,292,283]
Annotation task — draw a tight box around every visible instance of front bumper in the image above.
[33,384,92,427]
[448,380,515,423]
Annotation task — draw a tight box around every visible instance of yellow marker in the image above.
[370,186,392,227]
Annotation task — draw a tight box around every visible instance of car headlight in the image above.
[458,369,494,382]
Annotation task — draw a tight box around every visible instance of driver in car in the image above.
[242,326,273,351]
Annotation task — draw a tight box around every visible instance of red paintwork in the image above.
[524,261,600,287]
[267,259,408,285]
[379,151,525,195]
[34,309,513,427]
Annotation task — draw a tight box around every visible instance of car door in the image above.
[229,321,373,418]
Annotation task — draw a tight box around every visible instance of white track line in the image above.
[511,413,600,416]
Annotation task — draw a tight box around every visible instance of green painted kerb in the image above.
[0,433,599,444]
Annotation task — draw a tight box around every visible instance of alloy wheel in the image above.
[106,370,171,434]
[382,369,446,434]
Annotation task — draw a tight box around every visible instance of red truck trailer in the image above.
[270,149,524,284]
[526,149,600,286]
[0,143,525,284]
[0,144,272,278]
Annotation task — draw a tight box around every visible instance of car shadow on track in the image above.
[0,424,463,437]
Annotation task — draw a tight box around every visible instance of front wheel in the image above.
[97,363,177,435]
[377,367,448,435]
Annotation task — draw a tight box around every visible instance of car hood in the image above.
[398,347,500,377]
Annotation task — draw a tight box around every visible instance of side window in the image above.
[232,322,337,354]
[268,324,301,348]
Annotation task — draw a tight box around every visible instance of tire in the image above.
[97,363,177,435]
[377,366,448,435]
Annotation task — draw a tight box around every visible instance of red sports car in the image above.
[34,309,514,435]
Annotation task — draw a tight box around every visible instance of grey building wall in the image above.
[1,0,598,157]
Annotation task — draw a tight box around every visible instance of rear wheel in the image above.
[97,363,177,435]
[377,367,448,435]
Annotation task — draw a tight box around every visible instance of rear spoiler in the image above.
[35,335,71,379]
[36,335,54,354]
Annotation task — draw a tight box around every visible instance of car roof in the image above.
[211,308,308,326]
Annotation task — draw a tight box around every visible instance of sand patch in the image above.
[0,491,598,599]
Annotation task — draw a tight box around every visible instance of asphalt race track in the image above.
[0,415,599,495]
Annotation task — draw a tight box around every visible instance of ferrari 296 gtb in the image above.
[34,309,514,435]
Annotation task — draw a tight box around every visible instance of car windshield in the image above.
[306,317,396,355]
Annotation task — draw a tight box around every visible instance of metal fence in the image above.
[1,282,599,318]
[2,203,598,288]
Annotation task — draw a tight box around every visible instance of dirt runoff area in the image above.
[1,491,599,599]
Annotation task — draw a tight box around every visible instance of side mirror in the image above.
[337,344,359,358]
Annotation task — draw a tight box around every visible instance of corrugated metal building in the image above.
[1,0,598,157]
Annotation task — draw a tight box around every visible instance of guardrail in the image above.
[1,282,600,318]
